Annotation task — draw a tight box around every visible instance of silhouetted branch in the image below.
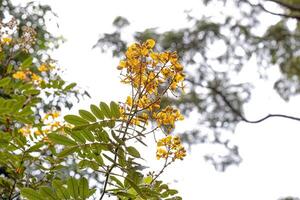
[266,0,300,12]
[242,0,300,20]
[186,79,300,123]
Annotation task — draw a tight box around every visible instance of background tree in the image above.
[0,1,89,198]
[95,0,300,171]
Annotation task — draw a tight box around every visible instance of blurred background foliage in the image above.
[0,0,89,112]
[94,0,300,171]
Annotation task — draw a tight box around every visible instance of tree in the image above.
[0,14,88,200]
[0,14,186,198]
[94,0,300,171]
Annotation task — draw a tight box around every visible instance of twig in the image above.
[266,0,300,11]
[187,79,300,124]
[242,0,300,20]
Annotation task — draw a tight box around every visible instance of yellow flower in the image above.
[170,82,177,90]
[52,111,60,118]
[144,39,155,49]
[174,146,186,160]
[141,47,149,56]
[126,96,133,107]
[38,64,48,72]
[51,121,61,128]
[156,135,186,160]
[2,37,12,44]
[34,130,42,135]
[31,73,42,84]
[156,147,168,160]
[117,60,127,70]
[13,71,27,80]
[19,127,31,136]
[159,52,170,63]
[153,106,184,130]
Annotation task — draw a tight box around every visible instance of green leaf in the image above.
[116,191,136,198]
[23,89,40,95]
[79,177,89,199]
[89,189,96,197]
[91,153,104,166]
[143,176,152,184]
[125,177,146,199]
[126,146,141,158]
[90,104,104,119]
[7,64,13,73]
[39,187,58,200]
[79,109,96,122]
[117,147,126,167]
[21,188,44,200]
[64,82,77,91]
[111,130,124,145]
[64,115,89,126]
[58,146,78,157]
[168,189,179,195]
[48,133,77,146]
[27,142,44,152]
[78,160,98,170]
[107,120,116,128]
[52,180,70,199]
[99,101,112,118]
[103,153,116,164]
[110,101,120,118]
[70,131,86,144]
[90,143,111,151]
[81,130,95,142]
[21,56,33,69]
[67,177,79,199]
[0,77,10,87]
[110,176,124,188]
[94,130,110,143]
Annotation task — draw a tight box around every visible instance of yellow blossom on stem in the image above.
[34,130,42,135]
[126,96,133,107]
[31,73,42,84]
[1,37,12,44]
[38,64,48,72]
[13,71,27,80]
[118,39,186,164]
[156,135,186,160]
[144,39,155,49]
[153,106,184,130]
[19,126,31,136]
[156,147,169,159]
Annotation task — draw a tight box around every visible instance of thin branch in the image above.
[150,158,173,185]
[242,0,300,20]
[99,165,115,200]
[187,79,300,124]
[266,0,300,12]
[99,91,139,200]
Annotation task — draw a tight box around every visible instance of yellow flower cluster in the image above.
[118,39,185,94]
[38,64,51,72]
[12,63,51,84]
[19,111,63,137]
[153,106,184,132]
[12,70,42,85]
[118,39,185,127]
[156,135,186,160]
[117,39,187,161]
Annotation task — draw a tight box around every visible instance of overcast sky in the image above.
[38,0,300,199]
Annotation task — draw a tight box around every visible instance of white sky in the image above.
[37,0,300,199]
